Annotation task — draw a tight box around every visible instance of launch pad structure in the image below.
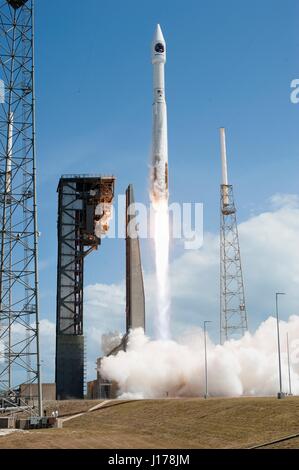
[55,175,115,400]
[0,0,42,415]
[220,129,248,344]
[126,185,145,332]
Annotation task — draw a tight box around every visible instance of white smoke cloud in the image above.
[100,316,299,398]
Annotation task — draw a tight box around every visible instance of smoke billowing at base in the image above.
[100,316,299,399]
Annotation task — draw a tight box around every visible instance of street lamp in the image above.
[275,292,286,399]
[286,333,293,396]
[204,321,212,399]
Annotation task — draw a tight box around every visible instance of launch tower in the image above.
[220,128,248,344]
[55,175,115,400]
[0,0,42,415]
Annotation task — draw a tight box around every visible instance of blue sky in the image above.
[34,1,299,378]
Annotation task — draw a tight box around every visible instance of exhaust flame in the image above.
[153,198,171,340]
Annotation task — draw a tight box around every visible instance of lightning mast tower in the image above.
[220,128,248,344]
[0,0,42,415]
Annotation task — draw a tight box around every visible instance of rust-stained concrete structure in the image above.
[126,185,146,332]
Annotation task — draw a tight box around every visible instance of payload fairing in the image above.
[151,24,169,206]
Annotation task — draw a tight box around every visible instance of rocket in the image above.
[151,24,169,206]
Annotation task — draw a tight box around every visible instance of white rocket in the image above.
[151,24,169,205]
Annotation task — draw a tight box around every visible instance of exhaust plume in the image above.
[153,200,171,340]
[100,315,299,398]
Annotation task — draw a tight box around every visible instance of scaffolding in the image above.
[0,0,42,415]
[220,185,248,344]
[55,175,115,400]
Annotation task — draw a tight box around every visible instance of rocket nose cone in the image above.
[152,24,166,63]
[154,24,165,43]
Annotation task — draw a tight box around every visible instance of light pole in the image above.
[204,321,212,399]
[275,293,286,399]
[286,333,293,396]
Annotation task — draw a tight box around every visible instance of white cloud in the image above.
[84,282,126,376]
[85,283,125,313]
[268,193,299,210]
[40,319,56,382]
[239,202,299,324]
[0,319,56,383]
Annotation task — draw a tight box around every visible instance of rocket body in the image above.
[151,25,169,206]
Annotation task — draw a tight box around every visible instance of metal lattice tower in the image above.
[56,176,115,400]
[220,129,248,344]
[0,0,42,415]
